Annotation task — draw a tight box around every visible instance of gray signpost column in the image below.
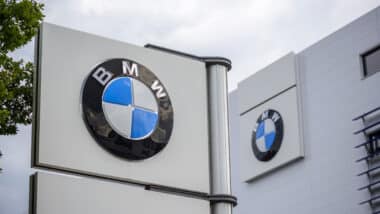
[205,58,233,214]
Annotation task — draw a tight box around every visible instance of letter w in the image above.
[151,80,167,98]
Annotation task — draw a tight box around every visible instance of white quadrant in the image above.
[102,102,133,138]
[264,119,275,133]
[256,137,267,152]
[132,79,158,113]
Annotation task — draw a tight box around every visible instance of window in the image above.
[362,45,380,78]
[367,130,380,155]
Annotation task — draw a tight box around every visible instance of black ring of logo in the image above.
[81,58,174,161]
[251,109,283,161]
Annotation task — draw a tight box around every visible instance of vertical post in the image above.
[206,58,233,214]
[0,149,2,173]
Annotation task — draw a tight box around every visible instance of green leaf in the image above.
[0,0,43,135]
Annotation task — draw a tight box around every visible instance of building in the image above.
[229,6,380,214]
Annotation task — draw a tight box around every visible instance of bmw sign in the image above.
[251,109,283,161]
[239,53,304,182]
[81,58,174,160]
[34,23,213,192]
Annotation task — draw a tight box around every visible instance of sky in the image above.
[1,1,380,213]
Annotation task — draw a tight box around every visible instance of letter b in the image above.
[92,67,113,85]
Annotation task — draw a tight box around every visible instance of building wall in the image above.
[230,6,380,214]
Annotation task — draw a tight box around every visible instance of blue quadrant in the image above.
[103,77,133,106]
[131,108,158,139]
[256,122,265,139]
[264,132,276,149]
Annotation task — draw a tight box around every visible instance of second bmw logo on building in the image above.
[251,109,283,161]
[81,58,174,160]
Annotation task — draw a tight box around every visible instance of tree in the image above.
[0,0,44,135]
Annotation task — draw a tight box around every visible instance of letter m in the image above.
[122,61,139,77]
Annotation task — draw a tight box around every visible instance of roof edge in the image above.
[144,44,232,71]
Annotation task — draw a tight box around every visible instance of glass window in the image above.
[362,45,380,78]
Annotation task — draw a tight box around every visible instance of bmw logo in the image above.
[251,109,283,161]
[81,58,174,160]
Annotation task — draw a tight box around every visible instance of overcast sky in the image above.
[13,0,380,90]
[1,1,380,213]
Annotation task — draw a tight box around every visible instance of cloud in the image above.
[36,0,379,90]
[0,126,34,214]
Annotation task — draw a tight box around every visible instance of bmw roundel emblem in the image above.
[251,109,283,161]
[81,58,174,160]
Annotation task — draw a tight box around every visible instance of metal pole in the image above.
[206,60,233,214]
[0,149,2,172]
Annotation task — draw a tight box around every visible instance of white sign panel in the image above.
[33,23,210,192]
[238,53,304,182]
[31,172,210,214]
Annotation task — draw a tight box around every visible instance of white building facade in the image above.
[230,6,380,214]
